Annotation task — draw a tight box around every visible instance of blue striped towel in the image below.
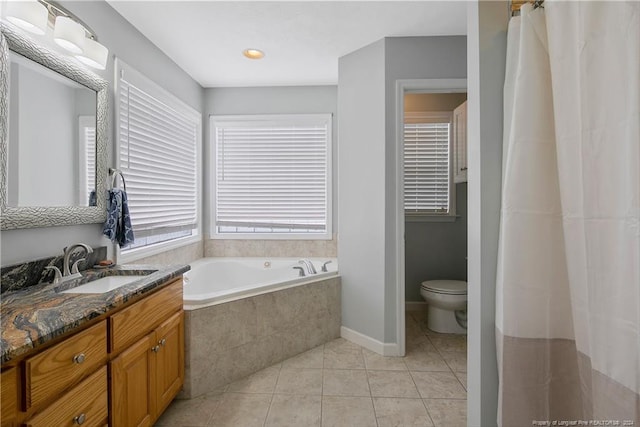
[102,189,134,247]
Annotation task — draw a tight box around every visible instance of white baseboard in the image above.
[405,301,428,312]
[340,326,401,356]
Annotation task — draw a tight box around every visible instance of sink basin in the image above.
[61,275,142,294]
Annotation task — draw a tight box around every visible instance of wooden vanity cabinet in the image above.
[0,276,184,427]
[1,368,17,427]
[109,279,184,427]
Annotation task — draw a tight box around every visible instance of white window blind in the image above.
[78,116,95,206]
[212,114,331,236]
[403,112,452,214]
[117,67,200,243]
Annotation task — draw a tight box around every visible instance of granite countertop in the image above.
[0,264,190,365]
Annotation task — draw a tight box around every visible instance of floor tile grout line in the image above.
[262,391,276,427]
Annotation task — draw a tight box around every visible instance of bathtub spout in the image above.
[298,259,317,275]
[293,266,306,277]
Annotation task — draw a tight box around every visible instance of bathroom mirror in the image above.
[0,23,108,230]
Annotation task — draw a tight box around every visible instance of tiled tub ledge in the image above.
[179,276,341,399]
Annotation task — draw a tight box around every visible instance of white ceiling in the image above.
[107,1,467,88]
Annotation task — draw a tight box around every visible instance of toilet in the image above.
[420,280,467,334]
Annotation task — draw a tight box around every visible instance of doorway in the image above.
[394,79,467,356]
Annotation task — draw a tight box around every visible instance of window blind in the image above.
[118,76,199,239]
[403,113,452,214]
[213,115,331,234]
[78,116,95,206]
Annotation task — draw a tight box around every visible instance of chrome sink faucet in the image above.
[298,259,317,275]
[46,243,94,284]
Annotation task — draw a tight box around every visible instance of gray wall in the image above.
[1,0,203,266]
[337,36,466,345]
[466,2,509,425]
[203,86,338,237]
[337,39,387,343]
[405,184,467,301]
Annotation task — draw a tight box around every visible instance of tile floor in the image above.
[155,311,467,427]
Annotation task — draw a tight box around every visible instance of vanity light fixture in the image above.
[2,0,109,70]
[53,15,84,54]
[4,0,48,35]
[76,37,108,70]
[243,48,265,60]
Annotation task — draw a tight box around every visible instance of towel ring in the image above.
[108,168,127,192]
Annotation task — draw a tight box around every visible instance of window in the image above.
[211,114,332,239]
[116,60,201,258]
[403,112,454,216]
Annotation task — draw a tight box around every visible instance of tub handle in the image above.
[321,261,332,272]
[293,266,305,277]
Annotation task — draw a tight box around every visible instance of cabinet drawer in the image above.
[24,320,107,410]
[109,279,182,355]
[1,368,17,427]
[25,365,108,427]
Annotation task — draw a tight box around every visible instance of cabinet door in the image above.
[153,311,184,419]
[110,333,155,427]
[453,101,468,183]
[1,368,17,427]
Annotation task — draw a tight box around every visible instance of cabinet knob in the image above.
[159,338,166,347]
[73,413,86,425]
[461,167,468,171]
[152,345,160,353]
[73,353,86,364]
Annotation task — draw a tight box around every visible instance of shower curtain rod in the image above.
[510,0,544,15]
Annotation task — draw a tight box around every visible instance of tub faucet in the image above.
[298,259,317,275]
[46,243,93,284]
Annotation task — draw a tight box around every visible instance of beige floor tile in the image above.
[321,396,377,427]
[155,392,223,426]
[454,371,467,390]
[324,346,365,369]
[411,371,467,399]
[404,349,451,372]
[363,348,408,371]
[324,338,362,353]
[207,393,272,427]
[367,370,420,398]
[373,397,434,427]
[406,338,438,354]
[427,333,467,353]
[275,368,323,395]
[440,351,467,372]
[227,365,281,394]
[323,369,371,397]
[281,346,324,369]
[424,398,467,427]
[265,394,321,427]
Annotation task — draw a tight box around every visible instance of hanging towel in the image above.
[102,189,135,247]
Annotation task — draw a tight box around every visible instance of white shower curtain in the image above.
[496,1,639,425]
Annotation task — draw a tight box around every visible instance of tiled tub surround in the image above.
[181,275,341,398]
[0,263,189,364]
[205,234,338,258]
[0,246,108,293]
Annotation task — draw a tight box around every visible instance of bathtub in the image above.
[180,257,341,398]
[183,257,338,309]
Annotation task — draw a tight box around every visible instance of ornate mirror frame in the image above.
[0,23,108,230]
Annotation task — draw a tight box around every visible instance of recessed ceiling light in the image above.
[243,48,265,60]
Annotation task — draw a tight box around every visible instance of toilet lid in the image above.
[421,280,467,295]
